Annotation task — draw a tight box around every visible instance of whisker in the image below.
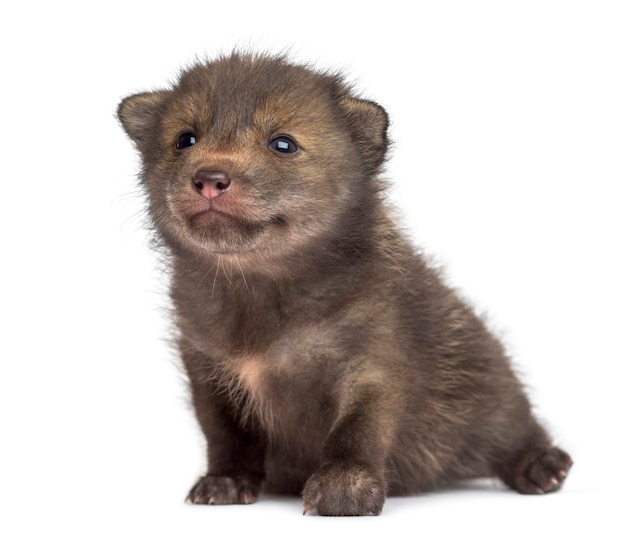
[211,256,221,298]
[234,256,249,291]
[221,257,232,284]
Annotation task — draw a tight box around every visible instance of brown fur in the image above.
[117,52,572,515]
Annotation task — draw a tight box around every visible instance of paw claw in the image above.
[239,490,257,505]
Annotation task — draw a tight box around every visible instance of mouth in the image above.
[168,193,288,255]
[189,206,238,225]
[187,206,261,239]
[183,204,269,250]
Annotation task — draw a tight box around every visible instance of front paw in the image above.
[187,474,260,505]
[302,462,385,516]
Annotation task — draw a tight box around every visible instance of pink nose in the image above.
[192,169,232,199]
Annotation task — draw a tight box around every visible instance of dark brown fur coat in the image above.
[117,52,572,515]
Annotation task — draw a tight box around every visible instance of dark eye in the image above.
[269,135,298,154]
[176,131,197,150]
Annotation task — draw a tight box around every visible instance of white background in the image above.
[1,1,624,533]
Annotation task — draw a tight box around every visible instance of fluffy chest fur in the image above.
[172,259,397,443]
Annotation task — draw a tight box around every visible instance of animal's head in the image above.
[118,53,389,268]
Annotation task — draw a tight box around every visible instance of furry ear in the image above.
[340,97,389,170]
[117,91,169,150]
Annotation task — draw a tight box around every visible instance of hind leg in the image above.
[493,422,573,495]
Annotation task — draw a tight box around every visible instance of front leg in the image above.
[185,373,266,505]
[302,379,398,516]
